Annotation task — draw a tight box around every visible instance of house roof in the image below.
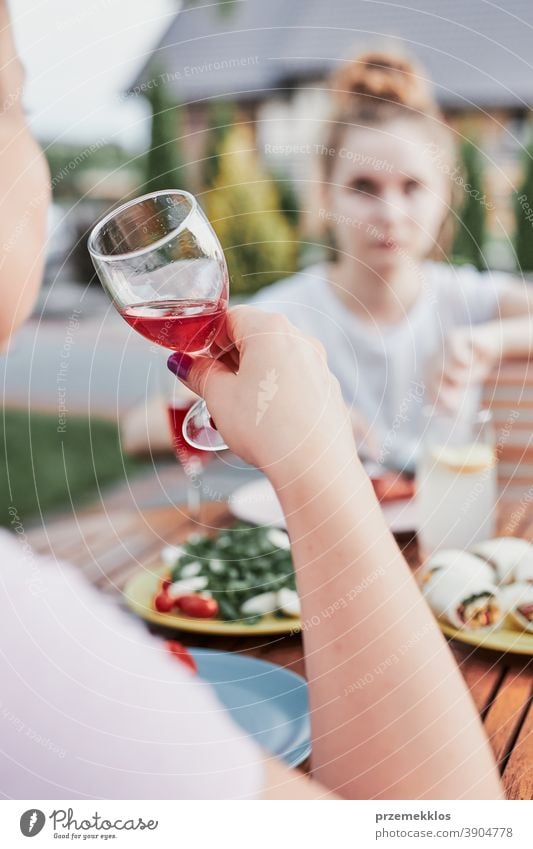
[130,0,533,110]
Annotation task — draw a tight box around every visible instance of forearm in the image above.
[271,447,503,799]
[0,116,50,346]
[0,2,50,346]
[488,316,533,359]
[487,281,533,359]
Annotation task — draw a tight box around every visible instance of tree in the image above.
[144,73,186,194]
[452,140,487,269]
[515,145,533,273]
[204,124,298,295]
[203,100,235,186]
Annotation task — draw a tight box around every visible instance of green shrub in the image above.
[514,145,533,272]
[452,140,487,269]
[203,100,235,186]
[144,74,186,194]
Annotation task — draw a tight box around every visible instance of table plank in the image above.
[453,652,507,715]
[28,511,144,566]
[27,503,231,591]
[500,700,533,800]
[97,503,232,593]
[482,669,533,771]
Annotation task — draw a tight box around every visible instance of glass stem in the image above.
[185,457,203,524]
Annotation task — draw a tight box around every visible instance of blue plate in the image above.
[190,648,311,768]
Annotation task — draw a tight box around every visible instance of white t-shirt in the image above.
[0,530,263,799]
[252,262,512,469]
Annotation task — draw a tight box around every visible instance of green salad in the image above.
[159,522,299,623]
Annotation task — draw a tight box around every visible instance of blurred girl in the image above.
[254,52,533,470]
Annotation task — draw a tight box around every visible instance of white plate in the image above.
[230,478,285,527]
[230,477,418,535]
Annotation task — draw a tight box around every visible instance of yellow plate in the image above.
[440,616,533,656]
[123,564,301,636]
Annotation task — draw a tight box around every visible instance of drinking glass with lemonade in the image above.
[416,406,497,556]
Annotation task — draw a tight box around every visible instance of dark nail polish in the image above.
[167,353,193,381]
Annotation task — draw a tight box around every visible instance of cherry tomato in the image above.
[154,590,175,613]
[176,594,219,619]
[166,641,198,673]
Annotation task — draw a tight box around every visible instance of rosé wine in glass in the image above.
[88,190,229,451]
[121,298,225,353]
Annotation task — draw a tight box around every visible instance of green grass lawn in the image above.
[1,409,148,527]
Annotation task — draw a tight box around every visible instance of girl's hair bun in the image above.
[330,50,437,115]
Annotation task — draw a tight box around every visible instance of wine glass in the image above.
[88,189,228,451]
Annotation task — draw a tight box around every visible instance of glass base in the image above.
[183,399,228,451]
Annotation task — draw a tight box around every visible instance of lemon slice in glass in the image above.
[431,443,495,474]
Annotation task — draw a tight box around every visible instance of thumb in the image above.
[167,352,235,404]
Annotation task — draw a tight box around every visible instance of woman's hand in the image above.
[167,306,356,483]
[426,325,500,413]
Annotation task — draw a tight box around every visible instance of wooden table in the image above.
[27,501,533,800]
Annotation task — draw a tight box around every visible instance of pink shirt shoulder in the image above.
[0,530,262,799]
